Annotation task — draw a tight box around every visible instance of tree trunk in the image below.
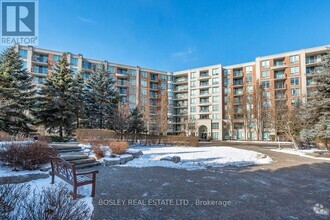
[59,126,63,142]
[100,112,103,129]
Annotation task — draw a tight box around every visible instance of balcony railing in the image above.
[174,77,188,83]
[200,109,209,112]
[200,99,209,104]
[233,71,243,77]
[274,61,285,66]
[33,55,48,63]
[200,83,209,87]
[200,72,209,77]
[274,84,287,89]
[200,91,209,95]
[274,73,286,79]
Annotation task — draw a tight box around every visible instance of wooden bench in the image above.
[50,157,99,199]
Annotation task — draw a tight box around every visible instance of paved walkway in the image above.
[92,144,330,220]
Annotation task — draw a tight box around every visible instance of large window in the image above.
[190,98,197,104]
[190,72,196,79]
[290,66,299,75]
[291,88,300,96]
[141,80,147,87]
[246,75,253,83]
[261,60,269,68]
[212,105,219,111]
[190,89,197,96]
[19,49,27,59]
[141,71,147,78]
[190,106,196,113]
[211,123,219,129]
[71,58,78,66]
[261,81,270,88]
[290,78,300,86]
[212,87,219,93]
[212,114,220,119]
[130,69,136,76]
[212,77,219,85]
[246,66,253,73]
[246,85,253,92]
[262,70,270,78]
[212,132,219,140]
[290,55,299,63]
[212,96,219,102]
[108,65,115,73]
[53,55,62,62]
[212,68,219,75]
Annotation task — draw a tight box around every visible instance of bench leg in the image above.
[91,182,96,197]
[51,174,54,184]
[73,185,78,199]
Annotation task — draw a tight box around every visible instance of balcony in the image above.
[200,108,209,112]
[32,55,48,64]
[32,66,48,75]
[274,73,287,80]
[200,82,209,87]
[174,77,188,84]
[117,81,127,87]
[199,91,210,96]
[274,84,287,90]
[174,86,188,92]
[199,71,210,78]
[275,94,287,100]
[173,95,188,100]
[174,103,188,108]
[272,60,288,70]
[233,72,243,78]
[199,99,210,105]
[150,76,158,81]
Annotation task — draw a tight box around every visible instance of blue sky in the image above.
[4,0,330,71]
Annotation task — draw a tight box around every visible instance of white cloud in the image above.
[171,47,197,62]
[77,16,95,24]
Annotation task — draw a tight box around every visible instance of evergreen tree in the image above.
[71,72,86,129]
[128,107,146,142]
[0,47,36,135]
[300,48,330,149]
[84,67,118,129]
[34,53,75,140]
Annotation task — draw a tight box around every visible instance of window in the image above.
[212,68,219,75]
[246,75,252,82]
[212,96,219,102]
[291,88,300,96]
[212,132,219,140]
[191,89,197,96]
[290,66,299,75]
[262,70,270,78]
[290,55,299,63]
[191,81,196,88]
[190,106,196,113]
[212,105,219,111]
[53,55,62,62]
[108,65,114,73]
[261,81,270,88]
[261,60,269,68]
[262,91,270,98]
[129,95,135,103]
[212,87,219,93]
[22,61,27,69]
[190,115,196,120]
[223,69,230,77]
[161,82,166,89]
[263,101,271,108]
[290,78,300,86]
[19,49,27,58]
[161,74,166,81]
[190,72,196,79]
[70,68,78,74]
[141,89,147,95]
[223,78,229,86]
[212,77,219,85]
[224,88,229,94]
[190,98,197,104]
[71,58,78,66]
[307,78,314,86]
[130,78,136,85]
[141,80,147,87]
[130,69,136,76]
[141,71,147,78]
[212,114,220,119]
[130,87,135,94]
[246,85,253,92]
[83,61,94,70]
[246,66,253,73]
[212,123,219,129]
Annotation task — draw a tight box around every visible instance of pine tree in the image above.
[71,72,86,129]
[300,48,330,149]
[0,47,36,135]
[84,66,118,129]
[128,107,145,142]
[34,53,75,140]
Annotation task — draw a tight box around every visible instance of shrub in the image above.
[0,141,56,170]
[0,183,92,220]
[0,184,29,219]
[86,139,114,159]
[109,142,129,155]
[50,136,69,142]
[21,183,92,220]
[0,131,13,141]
[76,129,116,142]
[36,136,52,143]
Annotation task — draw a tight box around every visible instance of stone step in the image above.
[61,154,89,161]
[55,149,83,153]
[75,161,101,169]
[50,146,82,151]
[70,158,96,165]
[59,151,85,156]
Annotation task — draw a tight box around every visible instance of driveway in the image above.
[92,143,330,220]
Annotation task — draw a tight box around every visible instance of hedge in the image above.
[76,129,199,147]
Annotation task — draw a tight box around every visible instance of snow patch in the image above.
[272,148,330,161]
[122,146,272,170]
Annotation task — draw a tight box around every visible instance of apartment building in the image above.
[15,45,172,134]
[15,44,328,139]
[172,45,329,140]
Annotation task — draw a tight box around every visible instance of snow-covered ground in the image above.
[0,165,47,177]
[272,148,330,161]
[123,146,272,170]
